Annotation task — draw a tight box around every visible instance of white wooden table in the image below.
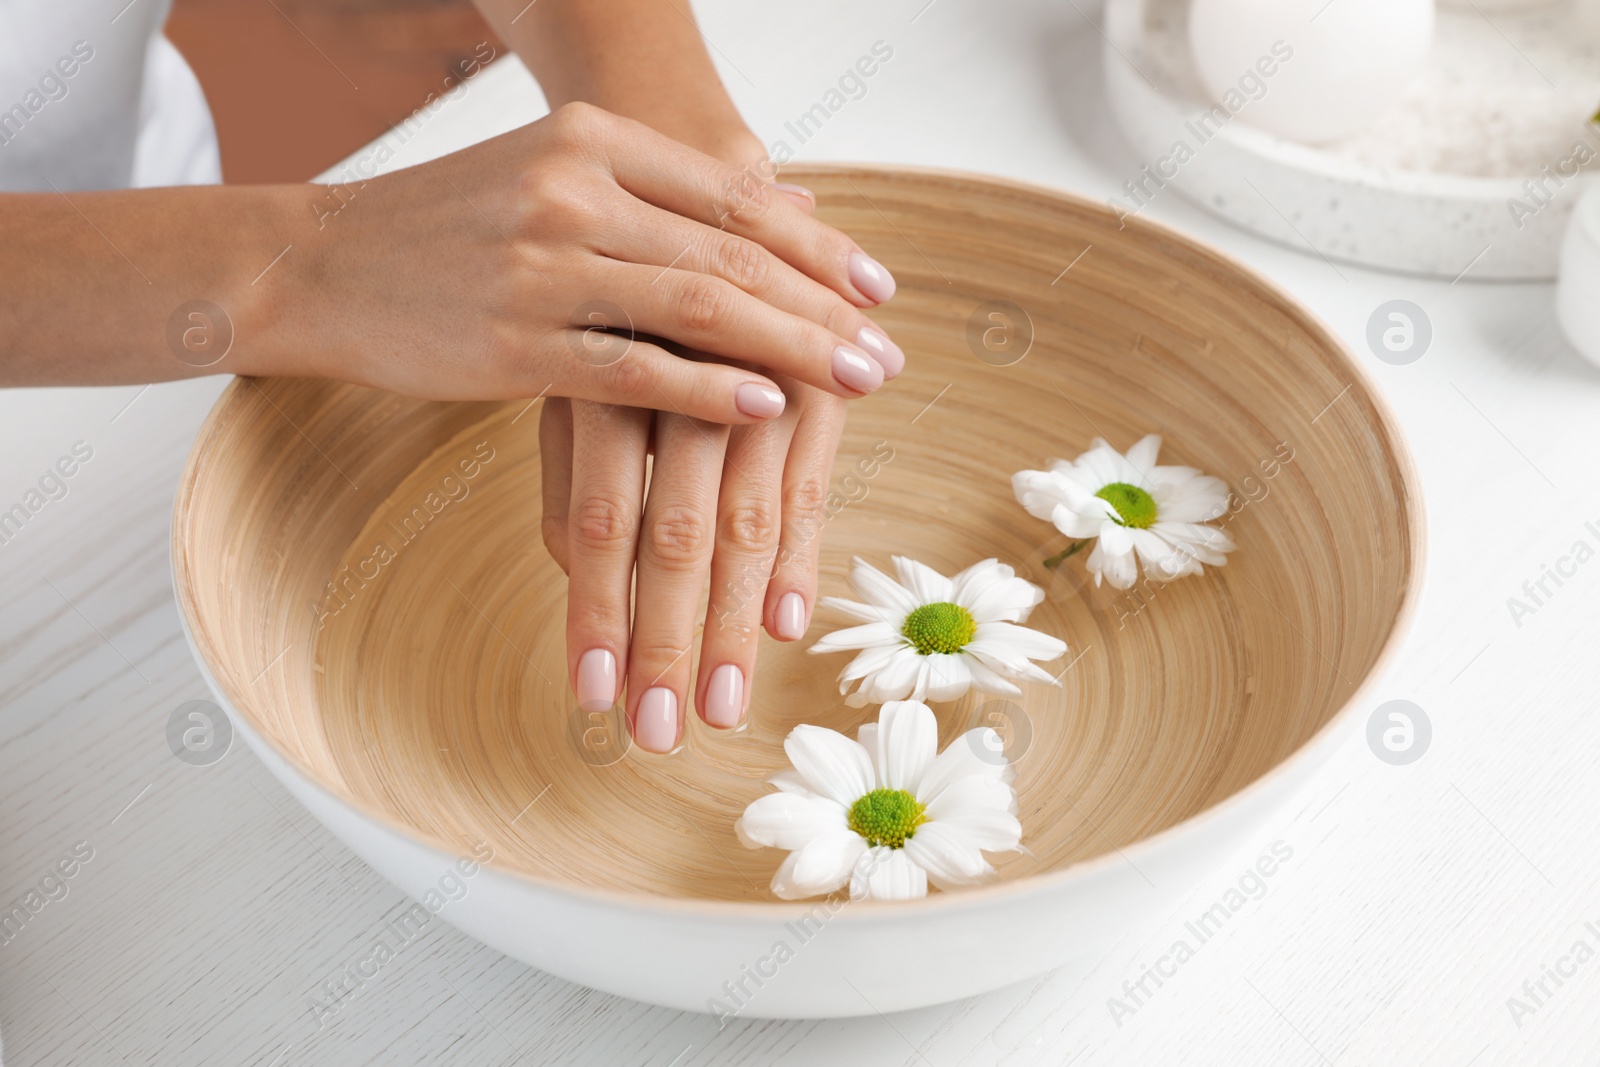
[4,1,1599,1063]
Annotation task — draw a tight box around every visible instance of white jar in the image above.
[1557,184,1600,368]
[1188,0,1436,144]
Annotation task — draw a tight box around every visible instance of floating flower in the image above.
[808,556,1066,707]
[735,700,1021,901]
[1012,434,1234,590]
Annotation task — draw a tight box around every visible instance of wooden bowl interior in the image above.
[174,167,1418,903]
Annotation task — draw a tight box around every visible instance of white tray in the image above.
[1103,0,1600,279]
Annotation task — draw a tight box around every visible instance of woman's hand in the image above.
[276,103,898,420]
[538,175,900,752]
[534,133,900,756]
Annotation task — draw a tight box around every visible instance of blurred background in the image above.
[166,0,501,182]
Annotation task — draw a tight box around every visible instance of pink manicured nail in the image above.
[575,649,617,712]
[831,345,883,394]
[856,327,904,379]
[775,592,807,640]
[735,382,786,419]
[635,687,678,753]
[773,183,816,213]
[848,251,896,304]
[703,664,744,728]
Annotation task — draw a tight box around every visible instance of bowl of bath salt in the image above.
[1104,0,1600,279]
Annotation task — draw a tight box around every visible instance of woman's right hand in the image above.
[274,102,899,420]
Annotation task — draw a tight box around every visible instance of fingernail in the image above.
[831,345,883,394]
[775,592,807,641]
[703,664,744,728]
[856,326,905,379]
[848,251,897,304]
[773,182,815,213]
[735,382,786,419]
[575,648,617,712]
[635,687,678,753]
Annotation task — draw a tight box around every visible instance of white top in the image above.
[0,0,219,191]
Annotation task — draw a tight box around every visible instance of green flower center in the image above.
[1095,482,1157,529]
[900,601,977,655]
[847,788,926,849]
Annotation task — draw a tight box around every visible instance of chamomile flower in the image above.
[1012,435,1234,590]
[735,700,1021,901]
[808,556,1067,707]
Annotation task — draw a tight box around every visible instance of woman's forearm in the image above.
[0,183,310,386]
[475,0,756,160]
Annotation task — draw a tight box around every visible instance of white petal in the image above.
[1124,434,1162,475]
[848,557,920,615]
[1086,536,1137,590]
[856,721,878,753]
[850,846,928,901]
[1129,528,1193,580]
[967,648,1057,687]
[942,811,1023,854]
[875,700,938,791]
[925,775,1019,824]
[964,656,1025,697]
[769,769,814,795]
[903,822,996,889]
[963,725,1007,766]
[1152,472,1230,523]
[1051,501,1115,540]
[856,646,924,705]
[784,725,875,805]
[1078,440,1123,487]
[893,556,954,603]
[930,803,1023,854]
[953,562,1045,624]
[923,653,973,703]
[809,621,899,654]
[771,831,869,900]
[837,642,907,687]
[970,621,1067,664]
[1156,521,1236,560]
[1012,469,1069,522]
[736,792,847,851]
[916,733,1013,806]
[816,596,900,625]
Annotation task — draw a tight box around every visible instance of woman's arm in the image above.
[0,108,885,422]
[476,0,757,164]
[0,184,294,386]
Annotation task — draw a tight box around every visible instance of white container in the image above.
[1557,184,1600,367]
[1188,0,1435,144]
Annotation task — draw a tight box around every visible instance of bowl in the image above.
[172,164,1423,1018]
[1105,0,1600,280]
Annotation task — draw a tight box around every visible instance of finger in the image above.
[696,408,796,729]
[597,118,897,306]
[553,331,788,424]
[772,183,816,214]
[565,401,651,715]
[589,262,885,399]
[766,391,850,642]
[602,207,903,379]
[627,413,729,753]
[539,396,574,573]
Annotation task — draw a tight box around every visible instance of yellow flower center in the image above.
[900,601,977,655]
[1095,482,1157,529]
[847,788,926,849]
